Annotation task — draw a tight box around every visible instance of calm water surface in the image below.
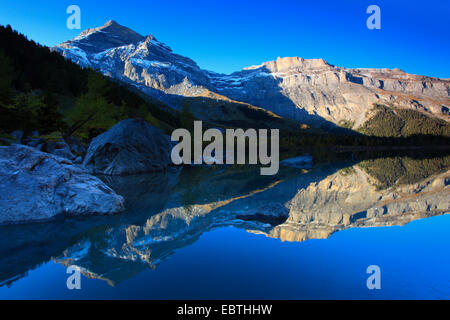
[0,156,449,299]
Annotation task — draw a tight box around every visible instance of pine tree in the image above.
[180,104,195,133]
[0,50,14,104]
[36,91,66,134]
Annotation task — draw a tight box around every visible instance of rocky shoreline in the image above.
[0,118,175,224]
[0,144,125,224]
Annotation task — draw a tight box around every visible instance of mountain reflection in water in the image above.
[0,155,448,288]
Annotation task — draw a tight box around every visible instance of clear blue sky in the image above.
[0,0,449,77]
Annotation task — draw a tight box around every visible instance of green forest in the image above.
[359,104,450,138]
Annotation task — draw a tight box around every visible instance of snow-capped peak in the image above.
[57,20,145,54]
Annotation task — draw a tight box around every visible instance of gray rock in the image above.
[46,138,76,160]
[83,119,173,175]
[0,144,125,225]
[24,136,44,151]
[25,138,43,148]
[65,136,87,156]
[9,130,24,142]
[73,156,83,164]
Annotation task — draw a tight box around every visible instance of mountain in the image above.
[0,23,186,139]
[54,20,450,131]
[54,20,301,131]
[54,20,221,102]
[0,23,299,144]
[57,20,145,59]
[212,58,450,128]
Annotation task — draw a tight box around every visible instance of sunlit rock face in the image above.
[212,57,450,127]
[54,21,450,129]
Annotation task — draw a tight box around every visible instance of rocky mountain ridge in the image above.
[54,20,450,129]
[55,20,298,130]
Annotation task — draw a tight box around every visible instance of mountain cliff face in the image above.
[55,20,210,101]
[211,58,450,128]
[54,20,298,130]
[54,20,450,129]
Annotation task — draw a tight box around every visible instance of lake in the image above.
[0,155,449,299]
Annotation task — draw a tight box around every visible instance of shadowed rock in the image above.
[0,144,124,225]
[83,119,173,175]
[46,138,76,160]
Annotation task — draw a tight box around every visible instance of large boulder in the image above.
[46,138,76,160]
[0,144,125,225]
[9,130,24,143]
[83,119,173,175]
[24,137,44,151]
[65,136,87,156]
